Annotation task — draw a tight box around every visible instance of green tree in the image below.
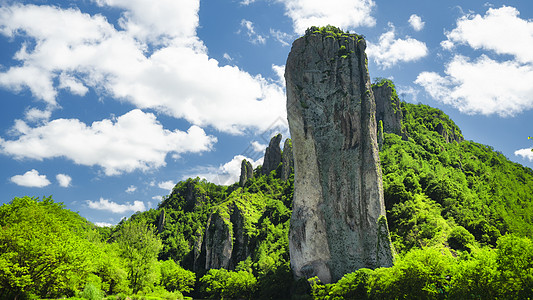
[159,259,195,294]
[0,196,95,299]
[115,220,162,293]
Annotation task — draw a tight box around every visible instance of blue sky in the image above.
[1,0,532,226]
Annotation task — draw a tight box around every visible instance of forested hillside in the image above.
[1,80,532,299]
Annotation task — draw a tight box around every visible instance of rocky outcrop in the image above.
[436,122,463,143]
[204,209,233,269]
[281,138,294,181]
[372,81,408,140]
[239,159,253,186]
[262,134,282,175]
[285,27,394,283]
[157,209,165,234]
[203,199,253,270]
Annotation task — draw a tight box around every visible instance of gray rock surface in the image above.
[285,29,394,283]
[372,82,408,140]
[239,159,253,186]
[436,122,463,143]
[157,208,165,234]
[203,201,251,270]
[281,138,294,181]
[262,134,282,175]
[204,208,233,270]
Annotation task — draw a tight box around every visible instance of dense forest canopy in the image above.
[1,80,532,299]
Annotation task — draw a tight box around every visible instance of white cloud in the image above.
[408,14,425,31]
[184,155,263,186]
[276,0,376,34]
[396,85,420,103]
[443,6,533,64]
[223,53,233,61]
[59,73,89,96]
[240,19,266,45]
[367,25,428,69]
[93,0,200,44]
[417,6,533,117]
[125,185,137,193]
[87,197,146,214]
[158,180,175,191]
[152,195,163,201]
[251,141,267,153]
[0,3,286,134]
[272,64,286,87]
[24,108,51,123]
[0,109,217,175]
[10,169,51,188]
[270,29,293,47]
[56,174,72,187]
[240,0,256,5]
[94,221,114,227]
[415,55,533,116]
[515,148,533,162]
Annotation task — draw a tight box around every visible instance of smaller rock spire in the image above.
[262,134,282,175]
[239,159,253,187]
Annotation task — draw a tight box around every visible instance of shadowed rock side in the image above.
[262,134,282,175]
[372,82,408,140]
[239,159,253,187]
[285,28,394,283]
[281,138,294,181]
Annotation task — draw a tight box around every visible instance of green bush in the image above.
[447,226,475,251]
[80,282,103,300]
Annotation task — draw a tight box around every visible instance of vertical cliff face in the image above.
[281,138,294,181]
[285,27,394,283]
[372,81,408,140]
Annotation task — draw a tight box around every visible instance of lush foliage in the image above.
[2,80,532,299]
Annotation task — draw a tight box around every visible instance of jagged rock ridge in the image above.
[285,26,394,283]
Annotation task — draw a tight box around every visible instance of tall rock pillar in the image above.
[285,27,394,283]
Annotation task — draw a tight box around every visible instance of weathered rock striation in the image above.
[285,27,394,283]
[239,159,253,186]
[372,81,408,140]
[281,138,294,181]
[262,133,282,175]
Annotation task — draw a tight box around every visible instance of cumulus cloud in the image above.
[158,180,175,192]
[408,14,425,31]
[0,109,217,175]
[515,148,533,162]
[240,19,266,45]
[24,108,52,123]
[276,0,376,34]
[367,25,428,69]
[417,6,533,117]
[443,6,533,63]
[87,197,146,214]
[10,169,51,187]
[251,141,267,152]
[415,55,533,116]
[56,174,72,187]
[184,155,263,186]
[0,2,286,134]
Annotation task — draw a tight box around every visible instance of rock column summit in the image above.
[285,27,394,283]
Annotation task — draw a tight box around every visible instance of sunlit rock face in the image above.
[285,27,394,284]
